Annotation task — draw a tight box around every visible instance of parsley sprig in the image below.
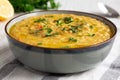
[9,0,60,12]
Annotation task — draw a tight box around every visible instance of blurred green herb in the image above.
[69,26,78,33]
[45,32,59,37]
[37,42,42,45]
[69,37,77,42]
[64,17,73,24]
[87,33,95,37]
[89,25,94,29]
[54,19,63,26]
[34,18,46,23]
[45,28,53,33]
[62,27,66,31]
[9,0,60,12]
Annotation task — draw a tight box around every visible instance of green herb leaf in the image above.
[87,33,95,37]
[52,32,59,36]
[45,28,53,37]
[69,26,78,33]
[24,4,34,12]
[64,17,73,24]
[34,18,46,23]
[54,19,63,26]
[37,42,42,45]
[45,32,59,37]
[45,33,52,37]
[89,25,93,29]
[50,0,59,9]
[45,28,53,33]
[9,0,60,12]
[62,27,66,31]
[69,37,77,42]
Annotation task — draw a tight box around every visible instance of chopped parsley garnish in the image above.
[64,17,73,24]
[37,42,42,45]
[69,37,77,42]
[45,33,51,37]
[87,33,95,37]
[62,27,66,31]
[68,25,83,33]
[34,18,46,23]
[52,32,59,36]
[45,32,59,37]
[45,28,53,37]
[69,26,78,33]
[45,28,53,33]
[89,25,93,29]
[54,19,63,26]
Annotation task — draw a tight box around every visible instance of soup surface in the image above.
[9,14,111,48]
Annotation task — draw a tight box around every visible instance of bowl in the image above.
[5,10,117,73]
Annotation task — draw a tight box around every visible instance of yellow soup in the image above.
[9,14,112,48]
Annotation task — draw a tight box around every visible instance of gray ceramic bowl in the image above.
[5,10,117,73]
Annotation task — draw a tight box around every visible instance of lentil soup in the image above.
[9,14,111,48]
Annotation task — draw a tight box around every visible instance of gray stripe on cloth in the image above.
[0,60,20,80]
[42,75,59,80]
[42,74,66,80]
[100,55,120,80]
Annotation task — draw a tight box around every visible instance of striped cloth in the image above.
[0,17,120,80]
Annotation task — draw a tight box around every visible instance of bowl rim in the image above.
[5,10,117,50]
